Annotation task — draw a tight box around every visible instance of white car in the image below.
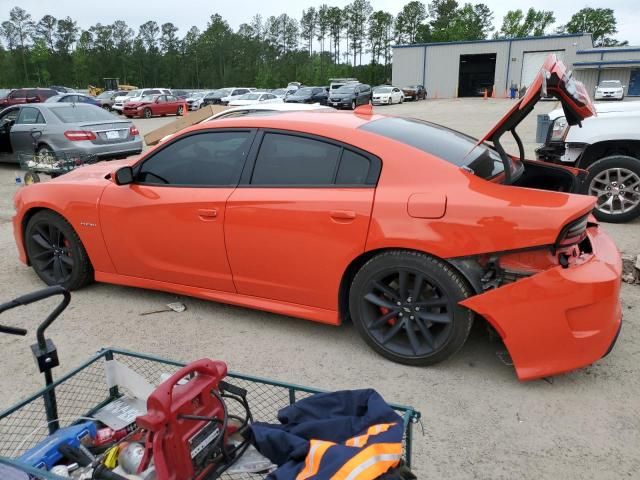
[594,80,625,100]
[159,103,332,144]
[537,101,640,223]
[228,92,283,106]
[185,91,209,110]
[219,88,252,105]
[112,88,171,113]
[372,86,404,105]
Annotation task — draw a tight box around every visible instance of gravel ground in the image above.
[0,98,638,479]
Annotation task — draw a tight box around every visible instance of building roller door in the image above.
[521,50,565,87]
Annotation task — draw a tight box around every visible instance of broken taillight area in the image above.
[473,216,595,290]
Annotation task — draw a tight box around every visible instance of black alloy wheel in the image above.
[25,211,93,290]
[350,251,474,366]
[351,100,356,110]
[143,108,152,119]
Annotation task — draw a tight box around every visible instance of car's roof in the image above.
[202,110,381,131]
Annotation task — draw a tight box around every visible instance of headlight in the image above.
[137,106,144,110]
[550,116,568,142]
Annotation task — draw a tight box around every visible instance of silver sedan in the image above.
[0,103,143,163]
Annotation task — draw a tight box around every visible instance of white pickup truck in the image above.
[536,101,640,223]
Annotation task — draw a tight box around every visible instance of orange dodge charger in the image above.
[12,56,621,381]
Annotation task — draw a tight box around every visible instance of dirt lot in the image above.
[0,98,638,479]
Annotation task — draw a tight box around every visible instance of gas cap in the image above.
[407,193,447,219]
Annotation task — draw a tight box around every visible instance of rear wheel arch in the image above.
[338,247,480,324]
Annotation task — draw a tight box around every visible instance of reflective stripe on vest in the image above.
[296,439,336,480]
[344,423,396,448]
[331,442,403,480]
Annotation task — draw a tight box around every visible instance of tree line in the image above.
[0,2,627,90]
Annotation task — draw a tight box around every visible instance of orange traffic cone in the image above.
[483,88,488,100]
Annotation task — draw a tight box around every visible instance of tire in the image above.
[400,96,404,104]
[584,155,640,223]
[24,210,93,290]
[24,171,40,185]
[349,250,474,366]
[36,145,55,163]
[143,108,152,119]
[351,100,356,110]
[177,105,184,116]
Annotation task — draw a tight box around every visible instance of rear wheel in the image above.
[351,100,356,110]
[25,211,93,290]
[585,155,640,223]
[143,108,152,119]
[349,251,474,366]
[177,105,184,116]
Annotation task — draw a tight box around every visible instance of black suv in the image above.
[328,83,372,110]
[285,87,328,105]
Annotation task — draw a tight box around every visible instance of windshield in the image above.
[50,105,118,123]
[335,86,356,93]
[374,87,392,93]
[600,81,621,87]
[360,117,506,180]
[296,88,314,95]
[272,89,285,95]
[126,90,140,98]
[191,92,205,99]
[97,92,112,99]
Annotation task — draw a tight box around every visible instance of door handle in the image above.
[197,208,218,219]
[330,210,356,220]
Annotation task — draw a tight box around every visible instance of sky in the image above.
[2,0,639,46]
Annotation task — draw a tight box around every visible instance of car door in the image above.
[225,131,379,311]
[10,107,46,154]
[99,129,256,291]
[0,107,20,161]
[154,95,167,115]
[165,95,179,113]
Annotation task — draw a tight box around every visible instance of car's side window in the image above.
[16,107,44,125]
[156,96,167,103]
[336,150,371,185]
[251,133,341,186]
[166,95,176,102]
[137,131,253,187]
[1,108,19,123]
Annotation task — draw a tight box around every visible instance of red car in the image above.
[12,56,621,381]
[0,88,58,107]
[123,94,186,119]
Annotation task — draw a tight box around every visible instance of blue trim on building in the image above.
[393,33,588,49]
[574,60,640,67]
[577,48,640,54]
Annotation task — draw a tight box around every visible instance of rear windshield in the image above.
[50,105,118,123]
[360,117,504,179]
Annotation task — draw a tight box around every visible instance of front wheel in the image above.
[585,155,640,223]
[351,100,356,110]
[143,108,152,119]
[25,210,93,290]
[349,251,474,366]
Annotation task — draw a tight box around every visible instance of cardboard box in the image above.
[143,105,230,146]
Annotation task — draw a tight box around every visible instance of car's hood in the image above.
[46,158,138,184]
[479,54,595,144]
[402,87,417,92]
[596,86,623,91]
[330,93,352,98]
[547,100,640,121]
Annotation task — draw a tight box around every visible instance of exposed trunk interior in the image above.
[514,160,584,193]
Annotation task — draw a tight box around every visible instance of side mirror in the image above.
[115,166,134,185]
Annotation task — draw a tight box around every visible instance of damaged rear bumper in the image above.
[460,226,622,381]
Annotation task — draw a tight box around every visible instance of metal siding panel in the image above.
[601,51,640,61]
[392,47,424,88]
[574,69,599,94]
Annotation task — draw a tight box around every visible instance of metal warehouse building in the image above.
[392,33,640,98]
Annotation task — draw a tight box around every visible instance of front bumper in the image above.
[123,108,143,117]
[594,92,623,100]
[460,226,622,381]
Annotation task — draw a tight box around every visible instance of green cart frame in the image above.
[0,348,420,479]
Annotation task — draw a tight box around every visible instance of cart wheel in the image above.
[24,171,40,185]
